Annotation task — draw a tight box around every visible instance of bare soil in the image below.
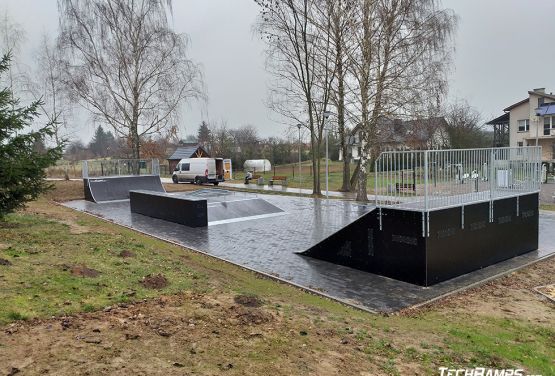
[140,274,169,289]
[0,258,12,266]
[68,265,101,278]
[118,250,135,258]
[401,258,555,325]
[233,294,264,308]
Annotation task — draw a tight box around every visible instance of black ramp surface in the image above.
[130,190,208,227]
[207,198,284,223]
[85,175,165,202]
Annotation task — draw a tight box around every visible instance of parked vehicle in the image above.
[172,158,224,185]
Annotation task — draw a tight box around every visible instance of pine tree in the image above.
[197,121,211,148]
[89,125,117,157]
[0,54,63,220]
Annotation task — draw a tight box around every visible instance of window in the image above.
[517,119,529,132]
[517,142,523,147]
[181,163,190,171]
[538,97,545,107]
[544,117,551,135]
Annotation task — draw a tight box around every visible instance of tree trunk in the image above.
[357,155,368,201]
[311,132,321,195]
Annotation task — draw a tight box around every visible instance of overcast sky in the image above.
[2,0,555,142]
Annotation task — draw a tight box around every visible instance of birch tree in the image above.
[26,34,72,148]
[255,0,336,195]
[57,0,203,159]
[349,0,456,201]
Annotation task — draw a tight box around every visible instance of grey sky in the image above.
[2,0,555,142]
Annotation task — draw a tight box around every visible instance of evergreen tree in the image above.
[197,121,211,148]
[0,54,62,219]
[89,125,117,157]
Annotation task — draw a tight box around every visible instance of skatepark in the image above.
[69,147,555,312]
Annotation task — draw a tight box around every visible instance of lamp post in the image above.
[323,111,333,198]
[297,123,302,191]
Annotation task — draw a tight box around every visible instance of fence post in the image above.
[424,151,429,212]
[374,157,379,207]
[82,160,88,179]
[489,149,495,222]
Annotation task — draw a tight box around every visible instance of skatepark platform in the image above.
[300,193,539,286]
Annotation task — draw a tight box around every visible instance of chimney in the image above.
[533,87,545,94]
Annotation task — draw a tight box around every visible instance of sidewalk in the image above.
[219,181,356,199]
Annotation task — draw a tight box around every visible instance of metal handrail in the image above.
[374,146,541,212]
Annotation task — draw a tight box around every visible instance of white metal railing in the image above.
[374,147,541,212]
[82,159,160,178]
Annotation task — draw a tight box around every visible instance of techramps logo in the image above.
[438,367,542,376]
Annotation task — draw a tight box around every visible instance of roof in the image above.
[503,98,529,112]
[528,91,555,101]
[486,112,510,125]
[503,91,555,112]
[167,145,210,160]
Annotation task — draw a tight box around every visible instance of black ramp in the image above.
[85,175,165,202]
[300,193,539,286]
[207,198,283,223]
[130,190,208,227]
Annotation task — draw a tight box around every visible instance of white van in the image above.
[172,158,224,185]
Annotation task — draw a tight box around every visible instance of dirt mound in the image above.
[234,294,263,308]
[234,308,273,325]
[0,258,12,266]
[70,265,100,278]
[140,274,169,289]
[118,250,135,258]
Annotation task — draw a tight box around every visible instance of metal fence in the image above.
[82,159,160,178]
[374,147,541,212]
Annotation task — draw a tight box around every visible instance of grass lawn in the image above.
[540,202,555,211]
[231,160,370,192]
[0,181,553,375]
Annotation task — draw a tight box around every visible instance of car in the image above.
[172,158,225,185]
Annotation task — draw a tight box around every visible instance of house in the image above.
[339,117,449,162]
[487,87,555,168]
[166,143,210,171]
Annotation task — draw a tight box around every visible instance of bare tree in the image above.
[444,100,490,148]
[0,10,26,100]
[26,33,72,148]
[57,0,203,159]
[324,0,356,192]
[348,0,456,201]
[255,0,336,195]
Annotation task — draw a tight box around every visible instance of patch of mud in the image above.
[233,307,273,325]
[118,250,135,258]
[66,265,101,278]
[233,294,263,308]
[140,274,168,289]
[0,258,12,266]
[0,222,19,229]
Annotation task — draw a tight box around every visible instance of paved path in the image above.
[219,181,357,199]
[540,182,555,203]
